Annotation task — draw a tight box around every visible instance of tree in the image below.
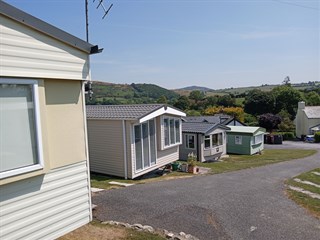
[282,76,291,85]
[304,91,320,106]
[277,110,295,132]
[186,109,201,116]
[244,89,275,116]
[173,96,190,110]
[204,96,218,108]
[204,106,245,122]
[216,95,236,107]
[189,90,205,104]
[244,113,258,126]
[258,113,281,132]
[272,85,303,119]
[156,95,168,104]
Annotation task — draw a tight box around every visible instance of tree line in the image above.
[170,83,320,132]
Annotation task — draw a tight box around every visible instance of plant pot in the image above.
[180,163,188,172]
[171,162,180,171]
[188,165,197,174]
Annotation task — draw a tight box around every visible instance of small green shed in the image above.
[226,126,266,155]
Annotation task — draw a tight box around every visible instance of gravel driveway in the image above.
[93,141,320,240]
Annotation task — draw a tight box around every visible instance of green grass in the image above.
[196,149,317,174]
[92,149,316,189]
[286,168,320,219]
[91,171,191,190]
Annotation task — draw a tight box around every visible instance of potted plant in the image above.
[187,152,197,174]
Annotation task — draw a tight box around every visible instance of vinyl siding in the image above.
[180,133,198,161]
[0,161,91,240]
[87,120,125,177]
[0,15,89,80]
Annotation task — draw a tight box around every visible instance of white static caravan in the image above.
[0,2,101,239]
[180,122,230,162]
[87,104,186,179]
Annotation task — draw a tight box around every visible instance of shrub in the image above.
[279,132,295,140]
[315,132,320,143]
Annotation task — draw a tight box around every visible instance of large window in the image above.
[0,79,43,179]
[185,134,195,149]
[253,134,263,145]
[205,133,223,149]
[163,117,181,148]
[134,119,156,171]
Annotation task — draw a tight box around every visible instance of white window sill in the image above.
[0,164,43,179]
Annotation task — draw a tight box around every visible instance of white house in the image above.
[295,101,320,138]
[0,2,101,239]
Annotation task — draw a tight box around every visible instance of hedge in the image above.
[315,132,320,143]
[278,132,295,140]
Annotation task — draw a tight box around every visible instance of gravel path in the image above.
[93,141,320,240]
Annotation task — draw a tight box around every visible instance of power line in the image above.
[272,0,319,11]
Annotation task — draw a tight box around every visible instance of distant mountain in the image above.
[176,86,213,91]
[87,81,179,105]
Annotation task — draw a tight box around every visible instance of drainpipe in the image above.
[122,120,128,179]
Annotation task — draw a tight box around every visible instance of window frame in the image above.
[162,116,182,149]
[204,135,211,149]
[0,78,44,179]
[235,135,242,145]
[133,119,157,173]
[252,134,263,145]
[185,134,196,150]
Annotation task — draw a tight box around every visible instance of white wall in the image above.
[0,161,91,240]
[0,15,90,80]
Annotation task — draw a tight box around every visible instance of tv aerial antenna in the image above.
[85,0,113,42]
[84,0,113,100]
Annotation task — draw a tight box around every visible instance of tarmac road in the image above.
[93,141,320,240]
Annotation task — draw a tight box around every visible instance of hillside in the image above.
[173,81,320,96]
[87,81,179,105]
[176,85,213,91]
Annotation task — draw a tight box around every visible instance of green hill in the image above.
[87,81,179,105]
[173,81,320,97]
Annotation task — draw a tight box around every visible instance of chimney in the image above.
[298,101,305,110]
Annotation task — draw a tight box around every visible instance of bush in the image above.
[278,132,295,140]
[315,132,320,143]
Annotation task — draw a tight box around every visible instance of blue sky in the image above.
[5,0,320,89]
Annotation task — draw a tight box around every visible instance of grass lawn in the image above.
[91,171,192,190]
[59,221,165,240]
[196,149,316,174]
[92,149,316,189]
[286,168,320,219]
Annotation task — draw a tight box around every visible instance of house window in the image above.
[235,135,242,145]
[204,135,211,149]
[212,133,223,146]
[0,79,43,179]
[253,134,263,145]
[185,134,195,149]
[134,119,156,171]
[163,117,181,148]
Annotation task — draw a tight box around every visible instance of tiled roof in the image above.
[86,104,165,120]
[183,116,228,124]
[182,122,229,134]
[304,106,320,119]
